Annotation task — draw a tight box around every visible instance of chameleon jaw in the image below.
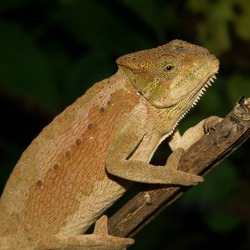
[190,74,217,109]
[166,74,218,138]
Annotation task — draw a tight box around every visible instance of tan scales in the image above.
[0,40,219,249]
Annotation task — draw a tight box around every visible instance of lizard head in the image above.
[116,40,219,109]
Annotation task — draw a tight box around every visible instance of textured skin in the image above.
[0,40,219,249]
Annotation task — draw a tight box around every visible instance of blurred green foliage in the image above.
[0,0,249,249]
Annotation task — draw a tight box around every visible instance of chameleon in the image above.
[0,40,219,249]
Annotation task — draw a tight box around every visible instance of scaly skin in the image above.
[0,40,219,249]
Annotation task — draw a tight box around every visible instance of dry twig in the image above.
[108,96,250,238]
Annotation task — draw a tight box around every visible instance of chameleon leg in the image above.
[163,147,204,185]
[41,215,134,250]
[106,125,204,186]
[168,116,222,151]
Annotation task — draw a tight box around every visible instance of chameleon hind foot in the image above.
[42,215,134,250]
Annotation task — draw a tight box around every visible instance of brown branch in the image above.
[108,96,250,238]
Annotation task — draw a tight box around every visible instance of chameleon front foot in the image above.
[164,148,204,186]
[42,215,134,250]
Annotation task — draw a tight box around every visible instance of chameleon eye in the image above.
[165,63,174,71]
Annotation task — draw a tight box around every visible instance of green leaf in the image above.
[187,0,236,54]
[234,0,250,40]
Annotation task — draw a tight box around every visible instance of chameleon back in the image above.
[0,73,142,248]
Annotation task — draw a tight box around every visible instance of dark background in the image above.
[0,0,249,249]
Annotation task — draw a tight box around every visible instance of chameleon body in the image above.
[0,40,219,249]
